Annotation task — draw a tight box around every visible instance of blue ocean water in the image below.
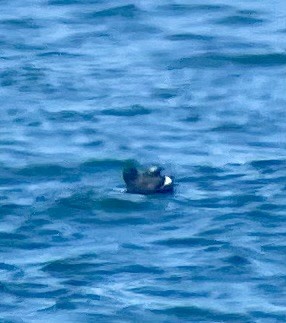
[1,0,286,321]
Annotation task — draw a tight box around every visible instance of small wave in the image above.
[82,140,104,147]
[0,232,50,250]
[250,158,285,170]
[159,4,232,14]
[214,15,265,26]
[152,88,177,100]
[151,306,250,321]
[96,197,150,212]
[16,164,74,178]
[37,51,83,58]
[0,263,18,272]
[42,109,97,122]
[169,53,286,69]
[80,158,129,172]
[114,264,164,275]
[224,255,251,266]
[0,281,67,299]
[101,105,151,117]
[230,53,286,66]
[85,4,139,20]
[166,33,214,42]
[42,260,96,275]
[57,191,95,211]
[154,237,224,247]
[132,286,207,298]
[0,18,40,29]
[211,123,245,132]
[48,0,85,5]
[99,217,147,225]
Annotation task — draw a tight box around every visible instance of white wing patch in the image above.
[164,176,172,186]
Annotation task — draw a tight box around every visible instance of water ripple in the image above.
[1,0,286,321]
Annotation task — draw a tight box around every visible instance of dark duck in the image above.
[123,165,174,195]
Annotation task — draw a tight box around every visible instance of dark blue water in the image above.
[1,0,286,322]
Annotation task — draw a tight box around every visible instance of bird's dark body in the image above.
[123,165,174,195]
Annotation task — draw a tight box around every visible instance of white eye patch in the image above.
[149,166,158,173]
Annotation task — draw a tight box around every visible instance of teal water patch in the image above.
[1,0,286,321]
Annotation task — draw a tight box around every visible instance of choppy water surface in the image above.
[1,0,286,322]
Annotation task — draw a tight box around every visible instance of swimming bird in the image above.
[123,165,174,195]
